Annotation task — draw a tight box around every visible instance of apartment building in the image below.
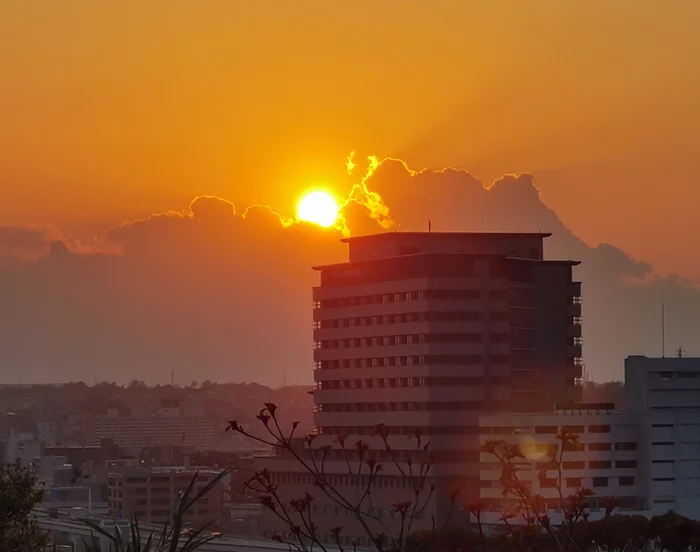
[625,355,700,519]
[478,404,644,528]
[91,402,221,455]
[258,231,583,542]
[107,466,223,526]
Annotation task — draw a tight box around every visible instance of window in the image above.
[562,461,585,470]
[652,442,674,446]
[616,460,637,469]
[678,371,699,378]
[652,478,675,482]
[660,372,673,380]
[588,425,611,433]
[589,442,611,452]
[562,425,585,433]
[563,441,585,452]
[589,460,612,469]
[565,477,582,488]
[592,477,608,488]
[652,460,674,464]
[615,442,637,451]
[535,426,558,434]
[619,476,635,486]
[540,478,557,488]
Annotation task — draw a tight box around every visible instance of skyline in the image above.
[2,2,700,385]
[2,155,699,386]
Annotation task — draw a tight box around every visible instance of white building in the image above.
[477,356,700,525]
[478,403,644,527]
[625,355,700,519]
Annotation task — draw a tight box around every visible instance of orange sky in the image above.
[2,1,700,277]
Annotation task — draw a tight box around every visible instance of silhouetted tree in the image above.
[0,462,49,552]
[227,403,459,552]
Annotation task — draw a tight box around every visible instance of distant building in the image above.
[107,466,224,526]
[90,400,221,454]
[478,403,644,528]
[37,421,57,447]
[475,356,700,525]
[2,428,39,465]
[625,355,700,519]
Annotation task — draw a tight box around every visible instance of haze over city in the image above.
[2,1,700,386]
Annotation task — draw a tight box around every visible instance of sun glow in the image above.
[296,191,339,228]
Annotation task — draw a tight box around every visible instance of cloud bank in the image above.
[1,157,698,385]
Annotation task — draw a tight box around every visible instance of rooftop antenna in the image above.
[428,219,432,233]
[677,346,687,359]
[662,304,666,358]
[170,370,175,386]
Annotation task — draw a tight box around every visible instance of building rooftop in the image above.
[340,231,553,243]
[312,251,579,271]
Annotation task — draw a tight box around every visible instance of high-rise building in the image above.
[258,232,583,542]
[312,231,582,418]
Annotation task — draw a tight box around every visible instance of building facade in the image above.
[91,416,220,455]
[478,404,644,528]
[107,466,223,526]
[625,355,700,519]
[258,232,583,541]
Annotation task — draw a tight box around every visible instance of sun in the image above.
[297,191,339,228]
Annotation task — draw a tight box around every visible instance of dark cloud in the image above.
[0,158,698,385]
[0,224,66,259]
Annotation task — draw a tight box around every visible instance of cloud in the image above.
[1,156,699,386]
[0,224,67,259]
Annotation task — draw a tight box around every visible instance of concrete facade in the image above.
[625,355,700,519]
[259,232,583,542]
[477,405,644,527]
[107,466,223,526]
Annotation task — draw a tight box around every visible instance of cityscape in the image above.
[3,2,700,551]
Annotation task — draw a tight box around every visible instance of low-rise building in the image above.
[478,403,644,527]
[107,466,224,526]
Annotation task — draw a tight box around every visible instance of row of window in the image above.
[315,310,512,330]
[316,376,505,390]
[516,441,637,453]
[317,425,481,436]
[482,460,637,471]
[316,401,484,413]
[315,289,518,309]
[315,354,509,370]
[481,476,635,490]
[315,332,514,349]
[481,424,612,435]
[271,472,418,489]
[657,371,700,380]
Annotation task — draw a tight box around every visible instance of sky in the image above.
[1,1,700,385]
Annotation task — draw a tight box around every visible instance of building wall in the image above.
[259,232,583,540]
[91,417,220,454]
[107,467,222,526]
[625,356,700,519]
[478,409,642,518]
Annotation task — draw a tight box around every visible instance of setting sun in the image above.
[296,191,339,228]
